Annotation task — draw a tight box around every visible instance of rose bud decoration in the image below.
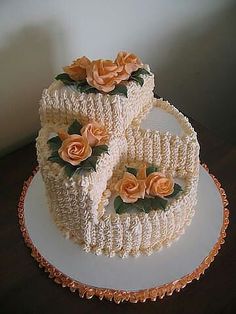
[58,131,92,166]
[81,121,109,147]
[145,172,174,197]
[63,56,91,81]
[114,172,146,203]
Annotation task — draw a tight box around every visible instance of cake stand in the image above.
[18,106,229,303]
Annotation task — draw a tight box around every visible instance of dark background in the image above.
[1,0,236,157]
[1,118,235,314]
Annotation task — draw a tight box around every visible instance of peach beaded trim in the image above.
[17,164,229,304]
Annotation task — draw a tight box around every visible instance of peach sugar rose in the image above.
[86,59,126,93]
[115,51,142,77]
[81,121,109,147]
[145,172,174,197]
[115,172,146,203]
[63,56,91,81]
[58,131,92,166]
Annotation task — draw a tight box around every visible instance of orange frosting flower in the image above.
[63,56,91,81]
[145,172,174,197]
[115,172,146,203]
[115,51,142,77]
[81,121,109,147]
[58,132,92,166]
[86,59,123,92]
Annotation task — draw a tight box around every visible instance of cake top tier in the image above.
[39,52,154,134]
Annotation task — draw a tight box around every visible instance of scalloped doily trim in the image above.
[17,164,229,303]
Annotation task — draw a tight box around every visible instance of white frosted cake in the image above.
[37,52,200,258]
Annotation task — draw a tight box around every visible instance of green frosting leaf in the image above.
[68,120,83,135]
[109,84,128,97]
[114,196,130,214]
[75,80,99,94]
[48,151,65,166]
[92,145,109,157]
[146,165,159,176]
[55,73,99,93]
[64,163,77,178]
[166,183,183,198]
[125,166,137,176]
[80,156,98,171]
[114,196,124,213]
[151,197,168,210]
[134,198,152,213]
[128,67,151,87]
[131,76,144,87]
[114,194,171,214]
[47,136,62,152]
[76,79,88,86]
[131,68,151,77]
[114,195,168,215]
[55,73,75,85]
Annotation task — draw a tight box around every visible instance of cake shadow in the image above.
[148,1,236,145]
[0,22,65,156]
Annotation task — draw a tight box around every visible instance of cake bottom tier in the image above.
[48,172,198,258]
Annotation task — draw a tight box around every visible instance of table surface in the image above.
[0,117,236,314]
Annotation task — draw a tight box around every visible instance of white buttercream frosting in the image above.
[39,67,154,135]
[37,67,200,258]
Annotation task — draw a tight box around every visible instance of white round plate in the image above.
[19,104,229,302]
[23,165,224,292]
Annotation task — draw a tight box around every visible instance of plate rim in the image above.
[17,164,229,304]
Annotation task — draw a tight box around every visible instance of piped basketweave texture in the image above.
[37,69,200,258]
[40,67,154,135]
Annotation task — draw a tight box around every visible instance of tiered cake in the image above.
[37,52,199,258]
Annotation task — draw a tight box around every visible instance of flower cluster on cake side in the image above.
[55,51,151,97]
[113,163,183,214]
[47,119,109,177]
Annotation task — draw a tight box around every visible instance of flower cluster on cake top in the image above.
[114,164,183,213]
[55,51,151,97]
[47,120,109,177]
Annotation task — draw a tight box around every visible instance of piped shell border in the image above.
[17,164,229,303]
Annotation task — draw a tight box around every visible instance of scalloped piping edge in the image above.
[17,164,229,304]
